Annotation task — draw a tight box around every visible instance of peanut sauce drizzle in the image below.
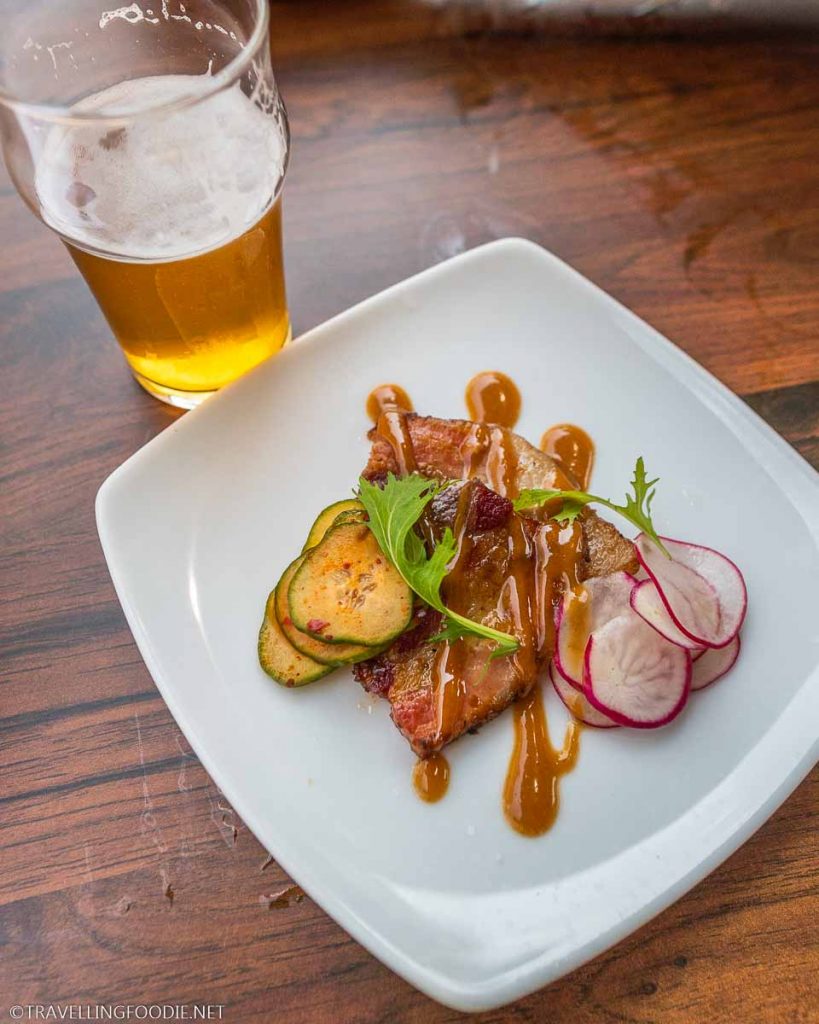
[364,376,595,833]
[503,684,581,836]
[377,413,412,474]
[464,370,521,428]
[430,374,529,765]
[462,373,587,837]
[368,384,417,476]
[538,423,595,686]
[366,383,413,422]
[540,423,595,490]
[367,384,453,801]
[458,422,519,499]
[412,752,450,803]
[501,422,593,836]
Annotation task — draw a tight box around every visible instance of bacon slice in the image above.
[356,480,544,755]
[355,414,638,756]
[363,413,637,579]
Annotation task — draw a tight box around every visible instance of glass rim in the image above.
[0,0,269,125]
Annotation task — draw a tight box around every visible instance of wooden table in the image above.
[2,3,817,1020]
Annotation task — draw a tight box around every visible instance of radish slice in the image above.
[583,613,691,728]
[630,579,706,651]
[549,661,619,729]
[555,572,636,689]
[691,634,740,691]
[635,534,748,649]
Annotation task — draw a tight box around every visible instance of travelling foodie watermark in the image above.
[5,1007,225,1021]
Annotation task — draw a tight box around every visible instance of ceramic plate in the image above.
[96,239,819,1012]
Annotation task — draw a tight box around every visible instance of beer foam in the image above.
[35,74,285,261]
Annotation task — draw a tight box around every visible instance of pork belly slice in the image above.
[364,412,570,492]
[363,412,638,578]
[354,413,641,756]
[355,479,555,757]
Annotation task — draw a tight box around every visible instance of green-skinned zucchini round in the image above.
[274,556,376,665]
[258,591,331,687]
[302,499,363,553]
[289,522,412,646]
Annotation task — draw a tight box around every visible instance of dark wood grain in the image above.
[1,3,818,1020]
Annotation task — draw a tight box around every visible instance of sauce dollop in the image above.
[540,423,595,490]
[366,383,413,423]
[465,371,521,429]
[503,684,580,836]
[412,752,450,802]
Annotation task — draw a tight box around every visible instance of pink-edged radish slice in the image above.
[630,579,706,651]
[583,613,691,728]
[549,661,619,729]
[691,634,740,691]
[635,534,748,649]
[555,572,637,689]
[692,647,707,661]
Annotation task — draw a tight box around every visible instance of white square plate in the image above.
[97,239,819,1012]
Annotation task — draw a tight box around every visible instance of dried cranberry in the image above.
[472,485,512,532]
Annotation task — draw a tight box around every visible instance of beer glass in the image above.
[0,0,290,408]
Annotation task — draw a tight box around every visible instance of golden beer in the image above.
[34,73,290,406]
[67,198,289,400]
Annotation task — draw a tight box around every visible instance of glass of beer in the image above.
[0,0,290,408]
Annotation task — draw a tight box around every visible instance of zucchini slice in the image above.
[258,592,331,687]
[331,508,367,528]
[289,522,413,646]
[274,557,375,665]
[302,499,363,552]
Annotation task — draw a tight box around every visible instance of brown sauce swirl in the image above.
[458,422,521,497]
[366,383,413,422]
[465,371,521,429]
[534,520,584,659]
[367,384,418,476]
[431,642,470,749]
[412,752,450,802]
[503,684,581,836]
[497,514,539,681]
[431,485,484,743]
[364,378,591,835]
[485,424,519,500]
[503,515,584,837]
[540,423,595,490]
[460,374,521,498]
[375,410,417,476]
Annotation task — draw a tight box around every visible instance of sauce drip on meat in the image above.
[540,423,595,490]
[366,383,413,422]
[375,410,417,475]
[500,515,585,835]
[431,486,488,744]
[503,684,580,836]
[463,373,521,499]
[364,376,593,835]
[486,424,519,499]
[368,383,418,475]
[431,641,469,749]
[534,519,584,659]
[465,371,521,428]
[458,422,520,499]
[538,423,594,676]
[412,752,450,802]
